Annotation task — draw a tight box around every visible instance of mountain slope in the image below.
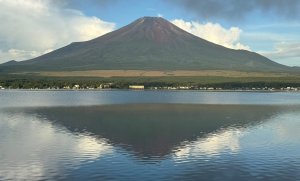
[0,17,290,72]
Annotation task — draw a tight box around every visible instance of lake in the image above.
[0,90,300,180]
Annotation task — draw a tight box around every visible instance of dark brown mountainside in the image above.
[0,17,290,72]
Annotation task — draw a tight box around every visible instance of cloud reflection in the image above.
[174,129,242,160]
[0,111,112,181]
[76,136,112,160]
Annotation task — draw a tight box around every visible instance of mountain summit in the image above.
[0,17,289,72]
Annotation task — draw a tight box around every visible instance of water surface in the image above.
[0,91,300,180]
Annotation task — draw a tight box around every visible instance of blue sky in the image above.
[0,0,299,66]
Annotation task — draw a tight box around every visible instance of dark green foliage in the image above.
[1,74,300,89]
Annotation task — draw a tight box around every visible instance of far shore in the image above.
[1,70,300,91]
[0,88,299,93]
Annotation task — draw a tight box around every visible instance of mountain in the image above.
[0,17,291,72]
[1,60,18,66]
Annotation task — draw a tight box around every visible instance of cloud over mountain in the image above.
[0,0,115,63]
[260,42,300,66]
[171,19,250,50]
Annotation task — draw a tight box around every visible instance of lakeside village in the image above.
[0,83,299,92]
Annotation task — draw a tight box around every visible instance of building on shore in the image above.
[73,85,80,89]
[129,85,145,89]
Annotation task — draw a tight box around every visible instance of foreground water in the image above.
[0,90,300,180]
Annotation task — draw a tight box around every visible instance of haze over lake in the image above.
[0,90,300,180]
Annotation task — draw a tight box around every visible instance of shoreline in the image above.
[0,88,299,93]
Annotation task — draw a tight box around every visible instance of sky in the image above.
[0,0,300,66]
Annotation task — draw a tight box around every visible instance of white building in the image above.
[129,85,144,89]
[73,85,80,89]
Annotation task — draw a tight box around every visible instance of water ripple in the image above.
[1,92,300,180]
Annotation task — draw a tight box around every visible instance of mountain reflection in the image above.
[26,104,285,159]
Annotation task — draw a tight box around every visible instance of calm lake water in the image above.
[0,90,300,180]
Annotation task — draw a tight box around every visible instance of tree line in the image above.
[1,78,300,90]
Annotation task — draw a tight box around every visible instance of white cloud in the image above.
[0,49,54,63]
[241,31,300,66]
[0,0,115,63]
[157,13,164,18]
[259,42,300,66]
[260,42,300,58]
[171,19,250,50]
